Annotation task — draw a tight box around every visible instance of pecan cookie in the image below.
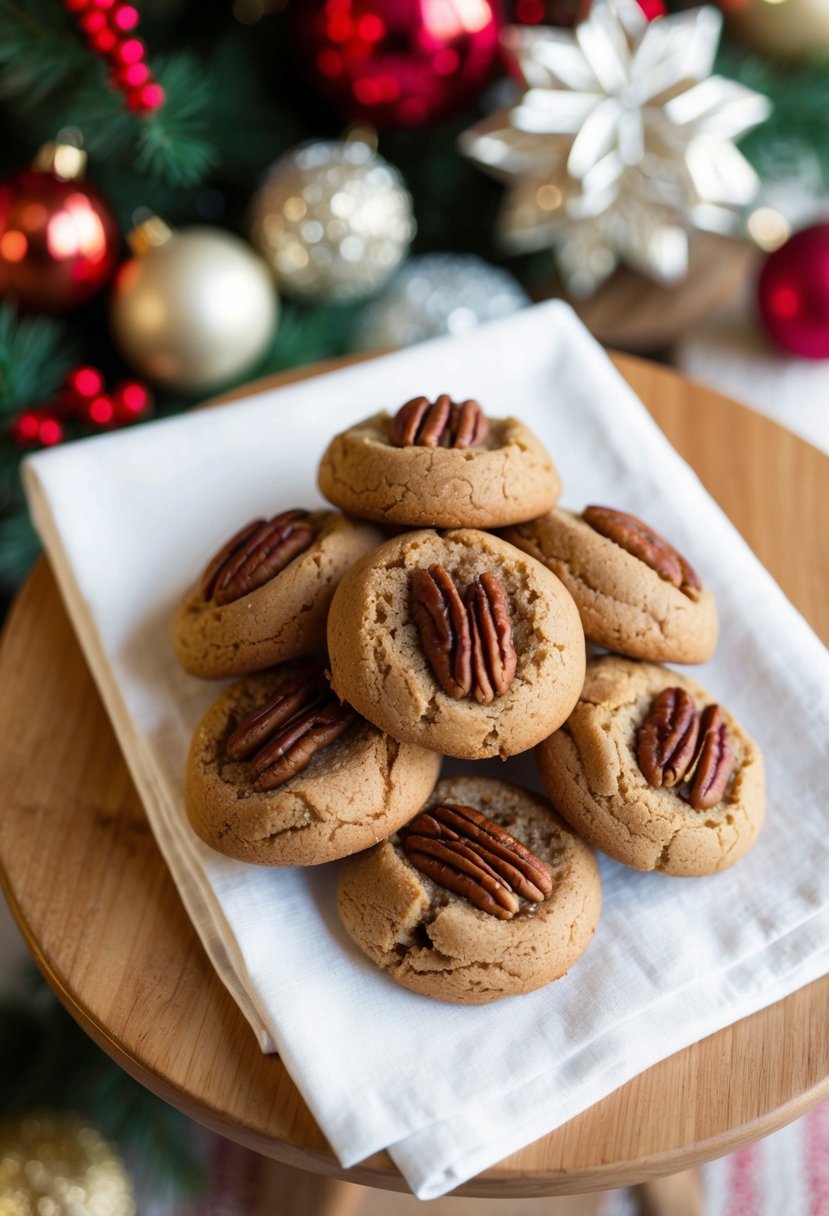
[326,528,586,760]
[338,776,601,1004]
[317,395,561,529]
[536,656,765,877]
[172,508,383,679]
[185,656,441,866]
[503,506,717,664]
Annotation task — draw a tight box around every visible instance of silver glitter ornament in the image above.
[250,140,415,303]
[355,254,529,350]
[460,1,771,297]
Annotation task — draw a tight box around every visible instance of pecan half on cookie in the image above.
[411,563,517,705]
[201,509,315,606]
[582,506,701,592]
[389,395,489,449]
[226,660,355,791]
[636,688,734,810]
[401,802,553,920]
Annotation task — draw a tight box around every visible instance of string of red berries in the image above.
[10,366,154,449]
[63,0,165,115]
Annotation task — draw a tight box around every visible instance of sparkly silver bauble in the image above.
[0,1110,135,1215]
[460,1,771,297]
[355,254,529,350]
[111,220,278,395]
[250,140,415,303]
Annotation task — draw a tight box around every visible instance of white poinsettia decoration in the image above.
[460,0,771,296]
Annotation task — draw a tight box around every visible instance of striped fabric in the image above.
[600,1105,829,1216]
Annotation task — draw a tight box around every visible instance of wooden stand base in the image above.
[254,1159,705,1216]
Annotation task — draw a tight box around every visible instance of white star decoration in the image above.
[459,0,771,296]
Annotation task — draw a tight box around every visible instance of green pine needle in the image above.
[134,54,219,188]
[0,304,78,415]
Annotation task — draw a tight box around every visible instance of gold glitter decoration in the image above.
[460,0,771,297]
[0,1111,135,1216]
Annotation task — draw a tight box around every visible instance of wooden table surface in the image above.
[0,353,828,1199]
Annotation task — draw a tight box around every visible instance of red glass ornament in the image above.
[758,224,829,360]
[0,167,119,313]
[511,0,664,23]
[292,0,504,130]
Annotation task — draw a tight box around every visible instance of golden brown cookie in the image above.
[337,776,602,1004]
[317,395,561,529]
[536,656,765,877]
[326,528,586,760]
[172,508,383,679]
[185,656,441,866]
[503,505,717,664]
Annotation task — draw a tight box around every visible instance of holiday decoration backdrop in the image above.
[0,0,829,597]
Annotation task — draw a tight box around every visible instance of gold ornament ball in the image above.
[250,139,415,303]
[0,1110,135,1215]
[111,223,278,395]
[726,0,829,60]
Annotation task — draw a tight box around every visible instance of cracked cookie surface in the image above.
[503,508,717,664]
[337,776,601,1004]
[536,656,765,877]
[172,510,383,679]
[326,529,586,759]
[185,660,440,865]
[317,411,561,528]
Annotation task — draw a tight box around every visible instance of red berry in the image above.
[91,26,118,53]
[79,9,107,34]
[127,80,165,113]
[114,36,145,64]
[113,379,153,421]
[110,2,139,30]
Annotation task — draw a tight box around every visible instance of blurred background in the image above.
[1,0,829,1211]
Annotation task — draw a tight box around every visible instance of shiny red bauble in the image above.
[511,0,665,24]
[758,224,829,360]
[0,168,119,312]
[292,0,504,130]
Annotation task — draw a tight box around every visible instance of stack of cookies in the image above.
[173,392,764,1005]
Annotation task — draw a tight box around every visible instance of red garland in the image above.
[10,365,154,449]
[63,0,165,114]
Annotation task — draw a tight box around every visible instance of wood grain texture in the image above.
[0,355,827,1199]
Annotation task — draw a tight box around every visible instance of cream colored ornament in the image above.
[727,0,829,62]
[0,1110,135,1215]
[111,219,278,394]
[250,138,415,302]
[460,0,771,297]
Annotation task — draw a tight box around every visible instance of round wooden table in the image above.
[0,354,827,1200]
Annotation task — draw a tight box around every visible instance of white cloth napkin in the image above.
[22,301,829,1200]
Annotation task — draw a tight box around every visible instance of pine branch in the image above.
[0,0,90,109]
[0,304,78,415]
[0,0,220,190]
[718,39,829,188]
